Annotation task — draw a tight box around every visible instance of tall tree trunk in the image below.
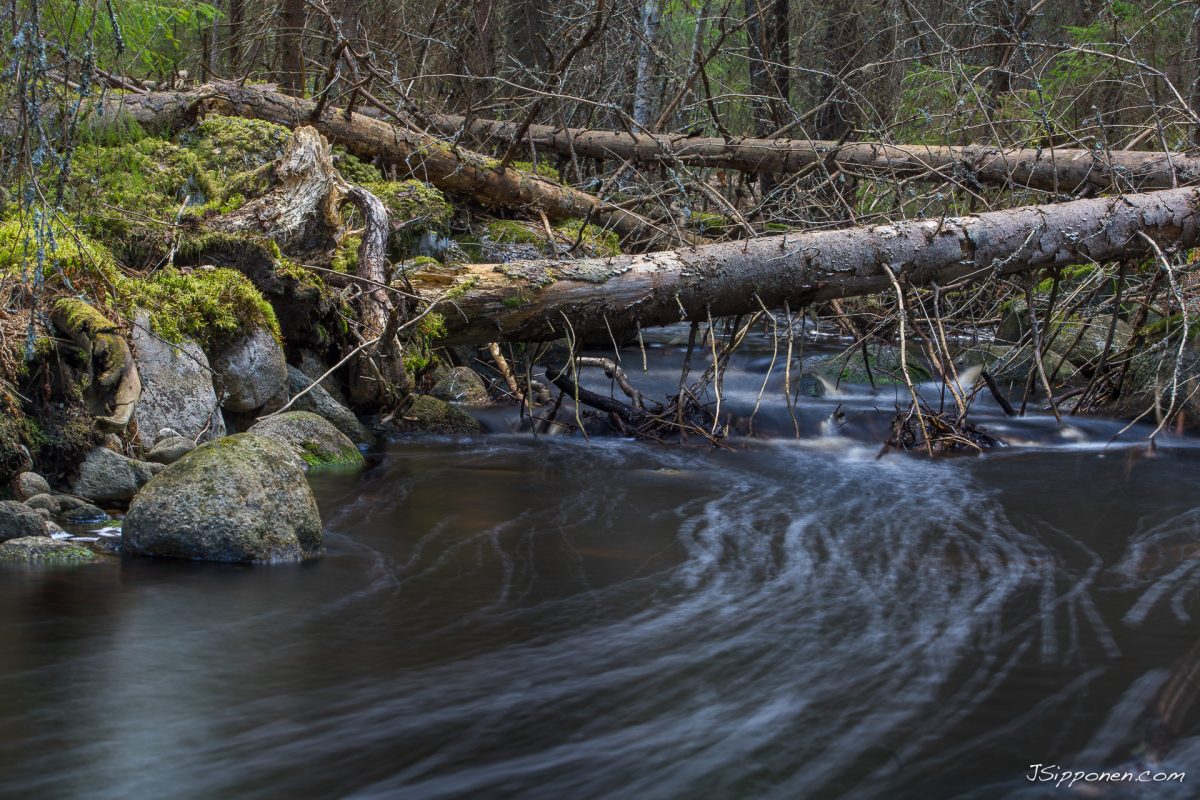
[409,187,1200,344]
[814,1,859,141]
[633,0,663,130]
[277,0,307,96]
[227,0,244,75]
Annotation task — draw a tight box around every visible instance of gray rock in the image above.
[155,428,182,443]
[61,502,108,524]
[286,366,372,444]
[13,471,50,500]
[248,411,365,469]
[123,433,322,563]
[380,395,484,436]
[0,501,47,542]
[132,312,225,448]
[103,433,124,451]
[146,435,195,465]
[212,326,288,413]
[24,493,60,514]
[429,366,490,405]
[54,494,90,512]
[72,446,165,503]
[296,349,348,406]
[0,536,95,564]
[33,508,52,520]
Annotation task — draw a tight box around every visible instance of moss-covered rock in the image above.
[364,180,452,227]
[811,345,931,387]
[383,395,484,435]
[123,433,322,563]
[0,536,95,565]
[181,115,292,173]
[429,366,490,405]
[118,267,280,349]
[248,411,365,469]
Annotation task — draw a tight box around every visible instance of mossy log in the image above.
[50,299,141,431]
[410,187,1200,344]
[430,115,1200,194]
[101,82,696,247]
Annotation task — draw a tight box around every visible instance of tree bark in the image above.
[409,187,1200,344]
[101,82,697,246]
[425,115,1200,193]
[277,0,307,96]
[632,0,662,130]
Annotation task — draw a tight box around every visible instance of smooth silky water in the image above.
[3,327,1200,799]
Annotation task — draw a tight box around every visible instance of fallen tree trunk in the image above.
[97,82,696,247]
[414,187,1200,344]
[429,115,1200,194]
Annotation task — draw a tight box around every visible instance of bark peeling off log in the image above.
[430,115,1200,193]
[414,188,1200,344]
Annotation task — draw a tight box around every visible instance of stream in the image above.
[3,326,1200,799]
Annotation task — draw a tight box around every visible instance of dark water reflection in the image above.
[4,340,1200,798]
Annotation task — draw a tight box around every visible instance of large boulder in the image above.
[429,366,490,405]
[71,446,165,503]
[123,433,322,563]
[0,536,94,564]
[286,366,372,444]
[212,326,288,413]
[0,501,47,542]
[131,313,225,448]
[248,411,364,468]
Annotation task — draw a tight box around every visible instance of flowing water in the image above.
[3,327,1200,799]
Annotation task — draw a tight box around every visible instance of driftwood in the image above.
[50,299,142,431]
[429,115,1200,194]
[98,82,697,247]
[410,187,1200,344]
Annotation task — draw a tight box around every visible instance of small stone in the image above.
[155,428,182,443]
[146,436,195,465]
[0,536,95,564]
[45,521,69,538]
[54,494,90,512]
[24,493,61,514]
[429,366,490,405]
[13,471,51,500]
[380,395,484,436]
[33,508,52,520]
[0,500,48,542]
[88,537,121,556]
[103,433,124,452]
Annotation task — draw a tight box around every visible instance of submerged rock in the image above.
[0,501,48,542]
[248,411,364,469]
[132,314,225,448]
[378,395,484,436]
[0,536,95,564]
[810,345,931,388]
[429,366,490,405]
[212,326,288,413]
[123,433,322,563]
[61,502,108,525]
[72,446,165,503]
[13,471,50,500]
[286,366,372,444]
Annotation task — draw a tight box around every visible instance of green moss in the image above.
[364,180,452,227]
[0,538,96,564]
[276,258,327,293]
[554,218,622,257]
[0,216,120,286]
[181,114,292,173]
[334,147,383,183]
[487,219,543,246]
[116,267,280,348]
[511,160,561,183]
[331,236,360,273]
[76,112,148,148]
[689,211,729,234]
